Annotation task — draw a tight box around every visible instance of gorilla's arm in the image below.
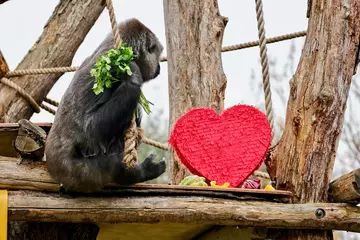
[85,67,142,141]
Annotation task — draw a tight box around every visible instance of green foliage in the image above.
[90,43,153,114]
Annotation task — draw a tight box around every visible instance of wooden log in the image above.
[328,169,360,204]
[0,0,105,123]
[0,156,291,200]
[163,0,228,184]
[6,191,360,233]
[267,0,360,239]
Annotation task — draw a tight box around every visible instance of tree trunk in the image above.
[163,0,228,185]
[0,0,105,123]
[268,0,360,239]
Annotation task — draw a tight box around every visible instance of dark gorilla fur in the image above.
[45,18,166,193]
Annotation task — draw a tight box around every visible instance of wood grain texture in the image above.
[0,0,105,123]
[0,155,291,200]
[267,0,360,239]
[6,191,360,233]
[163,0,228,185]
[328,168,360,204]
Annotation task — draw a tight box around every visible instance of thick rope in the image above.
[253,0,275,180]
[44,97,59,107]
[0,77,57,115]
[0,77,40,113]
[40,103,56,115]
[255,0,274,139]
[3,31,307,77]
[123,119,143,168]
[221,31,307,53]
[105,0,140,168]
[105,0,121,48]
[4,67,77,77]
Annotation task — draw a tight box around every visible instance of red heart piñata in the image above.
[168,105,272,188]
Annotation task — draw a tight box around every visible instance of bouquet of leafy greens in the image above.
[90,43,153,115]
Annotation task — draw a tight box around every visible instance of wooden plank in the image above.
[7,191,360,232]
[0,123,51,157]
[0,156,291,200]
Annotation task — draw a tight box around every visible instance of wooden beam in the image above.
[6,191,360,233]
[163,0,228,184]
[328,168,360,204]
[0,0,105,123]
[0,156,291,201]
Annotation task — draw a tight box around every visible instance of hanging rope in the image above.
[44,97,59,107]
[104,0,143,168]
[255,0,274,140]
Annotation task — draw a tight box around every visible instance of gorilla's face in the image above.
[136,32,163,82]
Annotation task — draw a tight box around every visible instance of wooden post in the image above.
[0,51,9,122]
[268,0,360,239]
[163,0,228,184]
[0,0,105,123]
[0,51,9,78]
[328,168,360,204]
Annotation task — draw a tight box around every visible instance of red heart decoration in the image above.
[169,104,272,188]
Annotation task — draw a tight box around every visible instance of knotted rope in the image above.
[105,0,143,168]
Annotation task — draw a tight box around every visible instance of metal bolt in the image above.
[315,208,326,219]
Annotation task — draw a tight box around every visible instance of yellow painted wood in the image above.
[0,190,8,240]
[96,222,211,240]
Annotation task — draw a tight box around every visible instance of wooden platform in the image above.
[0,122,291,201]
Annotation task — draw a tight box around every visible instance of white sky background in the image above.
[1,1,360,239]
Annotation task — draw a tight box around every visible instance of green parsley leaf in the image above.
[90,42,154,114]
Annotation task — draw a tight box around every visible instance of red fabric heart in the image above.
[169,105,272,188]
